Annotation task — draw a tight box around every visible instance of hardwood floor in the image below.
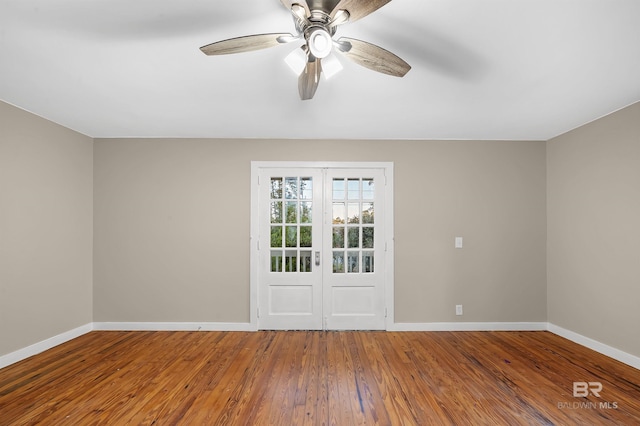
[1,331,639,425]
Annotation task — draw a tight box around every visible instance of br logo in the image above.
[573,382,602,397]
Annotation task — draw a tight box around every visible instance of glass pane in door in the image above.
[270,176,313,273]
[331,177,375,274]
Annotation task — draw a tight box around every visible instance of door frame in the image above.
[250,161,395,330]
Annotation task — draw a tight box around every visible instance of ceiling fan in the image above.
[200,0,411,100]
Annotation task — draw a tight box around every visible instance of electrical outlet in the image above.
[455,237,463,248]
[456,305,463,316]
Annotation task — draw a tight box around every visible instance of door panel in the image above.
[323,169,386,330]
[269,286,314,314]
[257,166,387,330]
[258,169,323,330]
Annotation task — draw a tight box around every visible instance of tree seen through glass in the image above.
[270,177,313,273]
[332,178,375,274]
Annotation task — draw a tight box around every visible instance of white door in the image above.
[257,169,324,330]
[255,164,390,330]
[323,169,386,330]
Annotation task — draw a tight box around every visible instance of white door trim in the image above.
[250,161,394,330]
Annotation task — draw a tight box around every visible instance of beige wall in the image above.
[93,139,547,323]
[548,102,640,357]
[0,102,93,357]
[4,96,638,362]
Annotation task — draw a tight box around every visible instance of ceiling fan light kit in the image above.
[199,0,411,100]
[284,47,309,75]
[321,54,343,79]
[308,28,333,58]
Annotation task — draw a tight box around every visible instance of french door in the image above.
[253,163,392,330]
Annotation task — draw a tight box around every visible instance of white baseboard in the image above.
[3,322,638,372]
[0,323,93,370]
[547,323,640,371]
[0,322,255,369]
[389,322,547,331]
[92,322,256,332]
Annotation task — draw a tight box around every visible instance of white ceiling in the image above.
[1,0,639,140]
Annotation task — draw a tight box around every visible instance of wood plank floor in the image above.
[1,331,639,425]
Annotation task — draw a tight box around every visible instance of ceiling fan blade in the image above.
[335,37,410,77]
[280,0,310,17]
[298,57,322,100]
[200,33,296,56]
[330,0,391,23]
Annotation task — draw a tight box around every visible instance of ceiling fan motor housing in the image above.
[301,10,337,59]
